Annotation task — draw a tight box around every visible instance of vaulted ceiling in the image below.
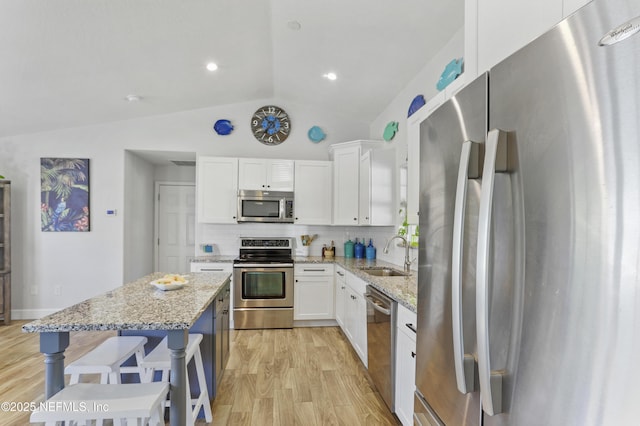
[0,0,463,138]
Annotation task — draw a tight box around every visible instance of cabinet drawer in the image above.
[295,264,334,276]
[397,304,417,340]
[190,263,233,273]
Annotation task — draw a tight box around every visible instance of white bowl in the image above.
[150,279,187,291]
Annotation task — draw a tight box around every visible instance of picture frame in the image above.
[40,158,90,232]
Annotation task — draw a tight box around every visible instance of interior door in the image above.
[156,183,195,273]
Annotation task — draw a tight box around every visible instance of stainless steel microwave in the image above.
[237,190,294,223]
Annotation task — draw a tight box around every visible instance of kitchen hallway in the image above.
[0,322,398,425]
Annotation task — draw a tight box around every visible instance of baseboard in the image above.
[293,319,339,328]
[12,309,59,320]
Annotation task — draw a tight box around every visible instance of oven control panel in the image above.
[240,238,292,248]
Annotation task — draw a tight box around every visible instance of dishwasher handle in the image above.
[365,295,391,315]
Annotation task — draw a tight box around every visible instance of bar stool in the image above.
[64,335,148,384]
[30,382,169,426]
[140,333,212,425]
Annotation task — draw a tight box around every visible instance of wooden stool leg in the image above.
[194,348,213,422]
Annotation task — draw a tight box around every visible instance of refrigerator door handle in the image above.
[452,140,483,395]
[476,128,510,415]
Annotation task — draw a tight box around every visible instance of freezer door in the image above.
[485,0,640,424]
[415,74,487,425]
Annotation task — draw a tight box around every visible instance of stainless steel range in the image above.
[233,237,294,329]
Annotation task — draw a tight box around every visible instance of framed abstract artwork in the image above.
[40,158,90,232]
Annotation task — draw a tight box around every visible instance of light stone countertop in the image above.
[22,272,231,333]
[188,255,417,312]
[295,256,418,313]
[189,255,236,263]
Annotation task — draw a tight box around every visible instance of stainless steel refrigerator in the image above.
[415,0,640,424]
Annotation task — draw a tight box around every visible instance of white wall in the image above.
[367,27,465,266]
[0,27,464,318]
[0,98,368,318]
[123,151,155,282]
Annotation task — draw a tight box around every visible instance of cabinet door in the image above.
[267,160,294,191]
[238,158,267,190]
[197,157,238,223]
[294,275,335,320]
[395,326,417,426]
[335,269,347,328]
[358,151,371,225]
[294,161,332,225]
[352,290,368,367]
[332,145,360,225]
[477,0,562,73]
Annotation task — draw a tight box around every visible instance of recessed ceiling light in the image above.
[206,62,218,72]
[125,94,141,102]
[287,21,301,30]
[323,72,337,81]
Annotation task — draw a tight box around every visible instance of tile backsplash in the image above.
[196,223,415,269]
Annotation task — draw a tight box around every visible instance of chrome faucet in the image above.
[383,235,413,272]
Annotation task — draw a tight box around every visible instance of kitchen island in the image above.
[23,271,231,426]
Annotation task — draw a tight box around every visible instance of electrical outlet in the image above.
[54,286,61,296]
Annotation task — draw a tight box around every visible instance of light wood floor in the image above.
[0,322,399,425]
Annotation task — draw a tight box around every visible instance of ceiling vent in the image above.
[170,160,196,166]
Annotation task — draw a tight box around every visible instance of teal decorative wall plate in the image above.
[383,121,399,141]
[437,58,464,91]
[308,126,326,143]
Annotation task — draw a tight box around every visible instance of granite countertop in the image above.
[187,255,418,313]
[189,255,236,263]
[295,256,418,313]
[22,272,231,333]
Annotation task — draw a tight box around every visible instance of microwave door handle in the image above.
[476,129,509,416]
[452,140,482,395]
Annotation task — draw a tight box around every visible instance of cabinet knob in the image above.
[295,217,299,221]
[295,279,299,282]
[267,185,271,188]
[232,216,236,219]
[353,217,357,221]
[262,185,266,188]
[411,351,416,358]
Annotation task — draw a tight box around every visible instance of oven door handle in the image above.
[233,263,294,268]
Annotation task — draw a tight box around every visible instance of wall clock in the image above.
[250,105,291,145]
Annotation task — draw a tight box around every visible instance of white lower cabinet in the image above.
[189,262,233,273]
[190,262,234,329]
[342,271,368,367]
[334,266,347,328]
[395,305,417,425]
[294,264,335,321]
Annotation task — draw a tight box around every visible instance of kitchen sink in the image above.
[360,267,410,277]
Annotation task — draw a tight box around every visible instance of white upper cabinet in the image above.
[294,160,333,225]
[330,140,395,226]
[331,144,361,225]
[359,148,395,226]
[238,158,294,191]
[197,156,238,223]
[466,0,590,78]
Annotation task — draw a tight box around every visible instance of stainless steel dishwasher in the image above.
[365,285,397,413]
